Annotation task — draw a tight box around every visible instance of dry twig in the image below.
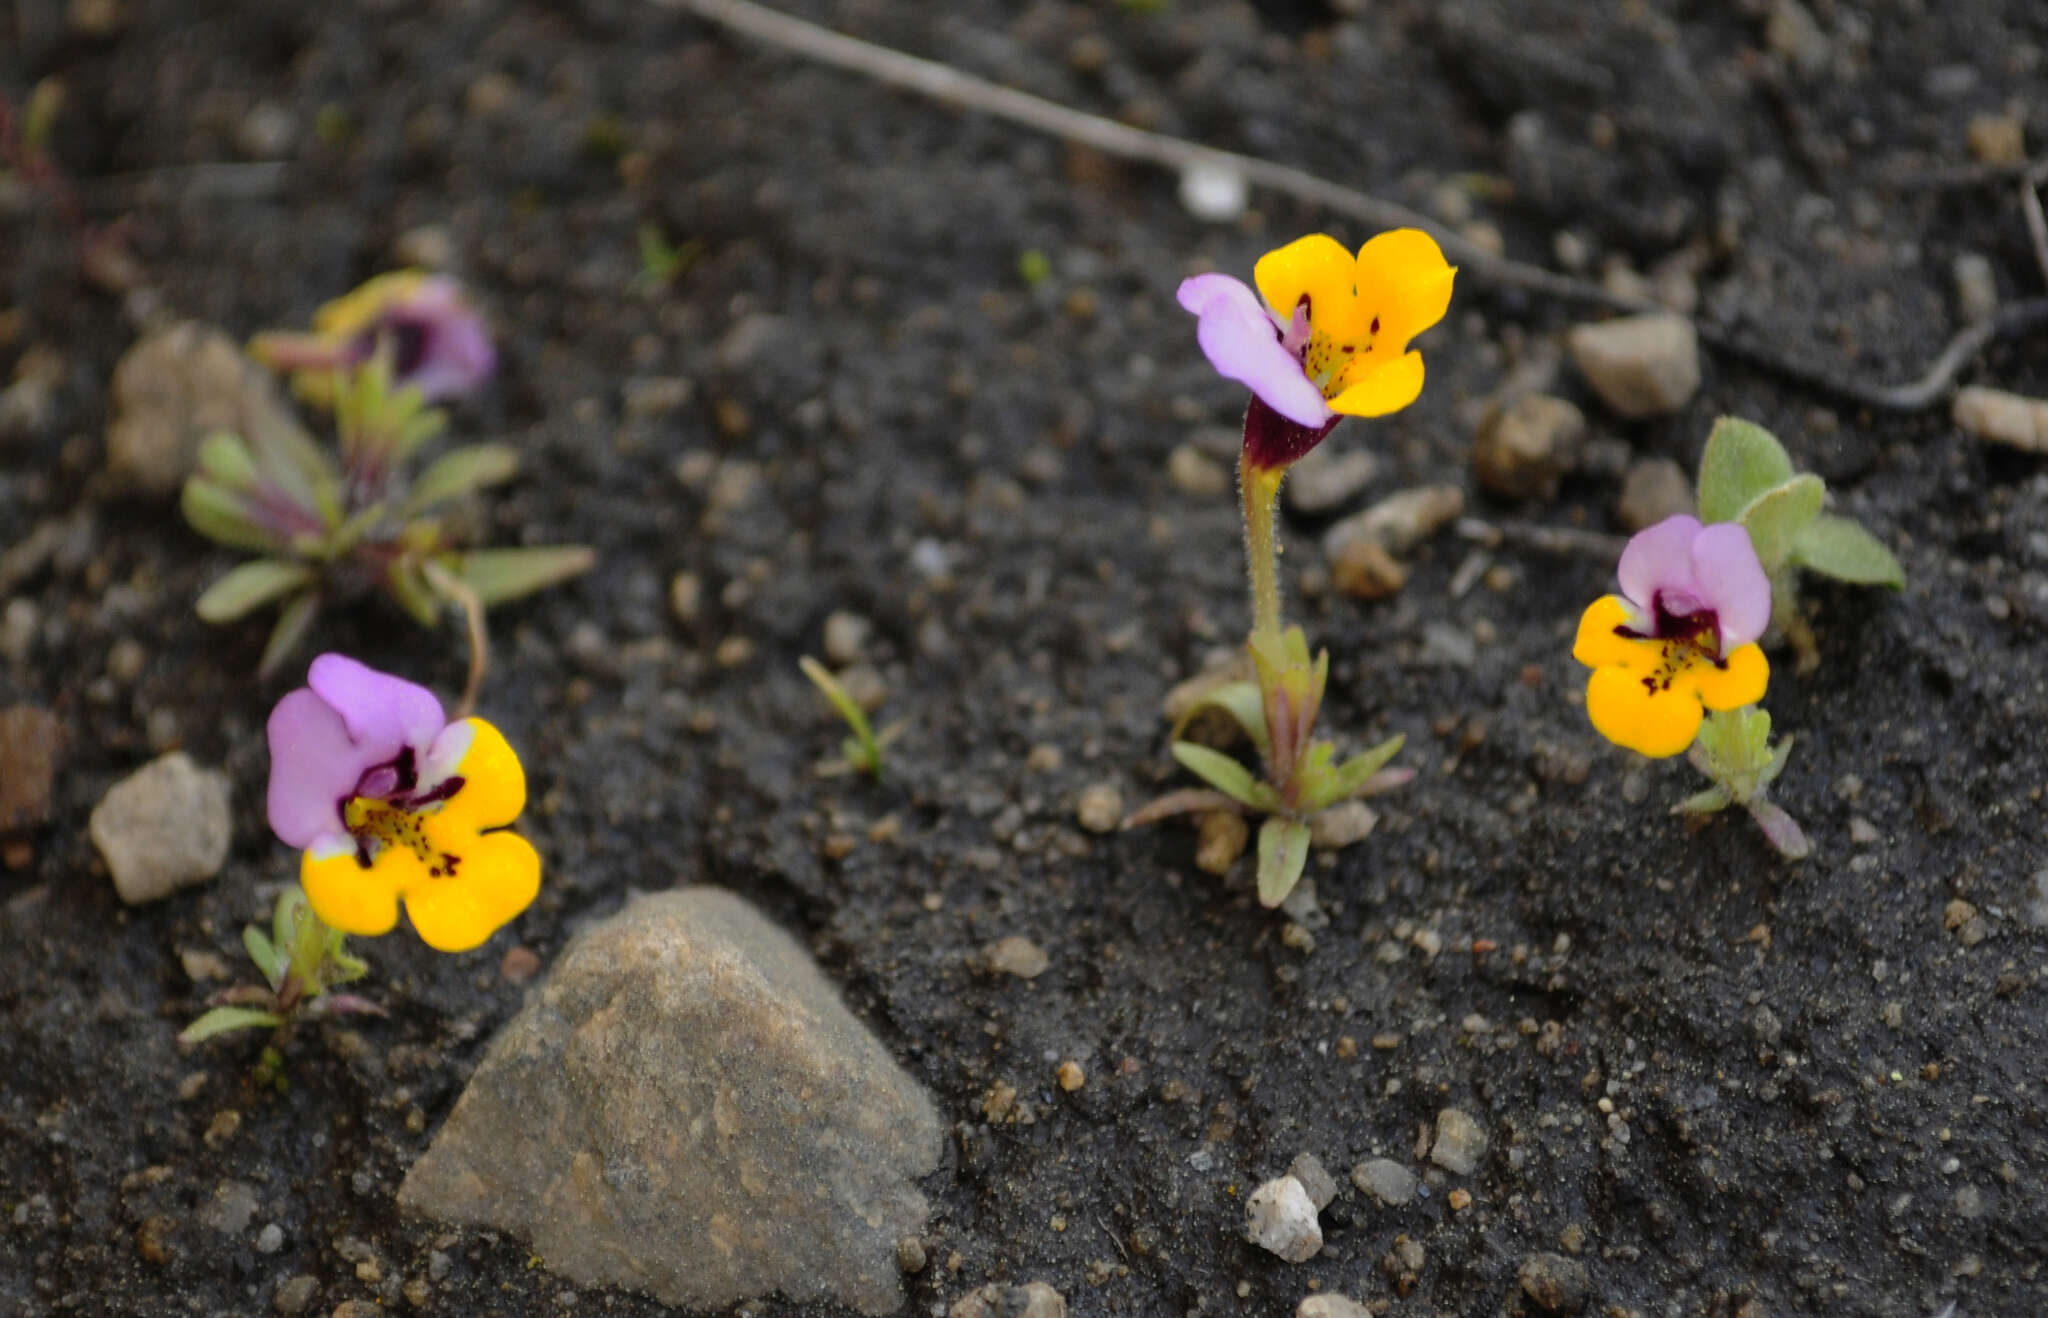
[663,0,2048,414]
[2022,175,2048,290]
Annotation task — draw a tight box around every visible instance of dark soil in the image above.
[6,1,2048,1315]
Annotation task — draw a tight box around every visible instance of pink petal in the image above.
[400,280,495,399]
[265,688,372,848]
[307,653,446,759]
[408,315,496,400]
[1690,522,1772,651]
[1178,274,1333,429]
[1616,515,1704,616]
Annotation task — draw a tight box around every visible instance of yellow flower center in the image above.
[341,796,463,879]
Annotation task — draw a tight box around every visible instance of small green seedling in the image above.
[1697,417,1905,670]
[1675,707,1809,860]
[183,355,593,679]
[800,656,903,779]
[1125,626,1412,908]
[636,222,705,294]
[180,889,382,1045]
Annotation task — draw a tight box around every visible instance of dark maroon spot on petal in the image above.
[1370,316,1380,335]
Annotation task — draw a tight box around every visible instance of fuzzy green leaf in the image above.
[1747,801,1812,861]
[1759,733,1795,791]
[1698,417,1796,523]
[446,546,596,607]
[179,1006,285,1044]
[383,556,442,628]
[245,415,342,521]
[1735,475,1825,570]
[1256,817,1313,908]
[195,431,260,488]
[403,443,521,515]
[257,592,321,678]
[1170,742,1280,813]
[1170,680,1269,757]
[1790,515,1905,588]
[321,930,370,987]
[1305,733,1406,812]
[242,927,284,991]
[181,478,286,553]
[195,559,317,623]
[1673,785,1734,815]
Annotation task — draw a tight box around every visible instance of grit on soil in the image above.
[4,1,2048,1315]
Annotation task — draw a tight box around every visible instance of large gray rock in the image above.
[89,752,232,904]
[399,887,944,1316]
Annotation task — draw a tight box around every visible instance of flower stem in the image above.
[421,557,489,719]
[1239,454,1286,642]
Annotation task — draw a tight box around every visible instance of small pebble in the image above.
[1954,385,2048,454]
[1968,112,2026,166]
[1472,394,1585,500]
[1351,1158,1418,1206]
[1297,1296,1371,1318]
[667,572,701,625]
[1245,1176,1323,1263]
[1430,1108,1488,1175]
[1323,485,1465,560]
[1076,782,1123,834]
[1617,458,1695,531]
[1287,1153,1339,1210]
[1179,161,1249,223]
[1308,801,1376,850]
[256,1222,284,1254]
[1568,314,1701,418]
[1518,1251,1592,1313]
[1953,252,1998,324]
[1285,446,1379,514]
[897,1236,927,1274]
[1056,1060,1085,1092]
[1167,444,1231,497]
[89,752,233,905]
[1328,537,1407,600]
[273,1275,320,1315]
[948,1281,1066,1318]
[984,936,1049,980]
[499,946,541,985]
[1195,810,1249,875]
[821,611,870,666]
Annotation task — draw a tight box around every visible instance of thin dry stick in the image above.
[664,0,2048,414]
[2023,176,2048,290]
[1456,517,1627,560]
[420,559,490,720]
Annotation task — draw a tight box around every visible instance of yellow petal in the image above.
[1352,228,1456,351]
[430,718,528,835]
[312,270,428,337]
[401,830,542,953]
[1254,234,1360,331]
[1327,350,1425,417]
[1572,596,1653,669]
[301,839,419,938]
[1585,665,1704,759]
[1683,642,1769,711]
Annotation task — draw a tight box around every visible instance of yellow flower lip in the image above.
[1573,595,1768,758]
[301,717,540,952]
[1252,229,1456,419]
